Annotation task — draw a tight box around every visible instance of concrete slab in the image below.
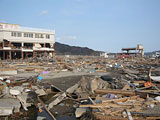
[0,98,21,116]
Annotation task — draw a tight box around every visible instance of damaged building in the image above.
[0,23,55,60]
[122,44,144,57]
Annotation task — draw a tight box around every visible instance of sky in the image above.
[0,0,160,52]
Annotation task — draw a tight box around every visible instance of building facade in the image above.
[0,23,55,60]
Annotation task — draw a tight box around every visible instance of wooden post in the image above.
[38,97,56,120]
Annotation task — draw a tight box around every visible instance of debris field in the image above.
[0,56,160,120]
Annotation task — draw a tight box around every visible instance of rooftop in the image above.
[0,23,55,33]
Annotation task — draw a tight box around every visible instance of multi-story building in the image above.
[0,23,55,60]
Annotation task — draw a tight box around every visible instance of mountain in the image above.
[145,50,160,56]
[54,42,102,56]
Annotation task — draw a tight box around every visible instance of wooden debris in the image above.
[95,89,136,96]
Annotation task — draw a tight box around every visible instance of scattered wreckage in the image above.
[0,56,160,120]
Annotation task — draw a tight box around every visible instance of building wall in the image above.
[0,23,55,44]
[2,30,55,44]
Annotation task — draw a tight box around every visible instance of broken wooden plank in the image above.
[102,96,138,103]
[48,92,66,109]
[131,112,160,116]
[80,103,133,108]
[95,89,136,96]
[38,96,56,120]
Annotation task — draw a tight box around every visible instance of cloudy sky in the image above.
[0,0,160,52]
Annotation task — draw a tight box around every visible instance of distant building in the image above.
[155,52,160,57]
[121,44,144,57]
[0,23,55,60]
[152,52,160,58]
[100,52,108,58]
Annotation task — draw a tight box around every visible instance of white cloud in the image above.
[40,10,48,15]
[56,35,77,41]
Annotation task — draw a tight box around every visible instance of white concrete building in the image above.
[0,23,55,60]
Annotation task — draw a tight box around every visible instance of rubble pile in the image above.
[0,74,57,119]
[0,56,160,119]
[49,56,160,120]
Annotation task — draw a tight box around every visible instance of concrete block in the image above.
[0,98,21,116]
[10,86,24,95]
[75,108,87,118]
[17,93,32,109]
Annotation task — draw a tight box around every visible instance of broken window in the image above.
[11,42,21,49]
[46,43,51,48]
